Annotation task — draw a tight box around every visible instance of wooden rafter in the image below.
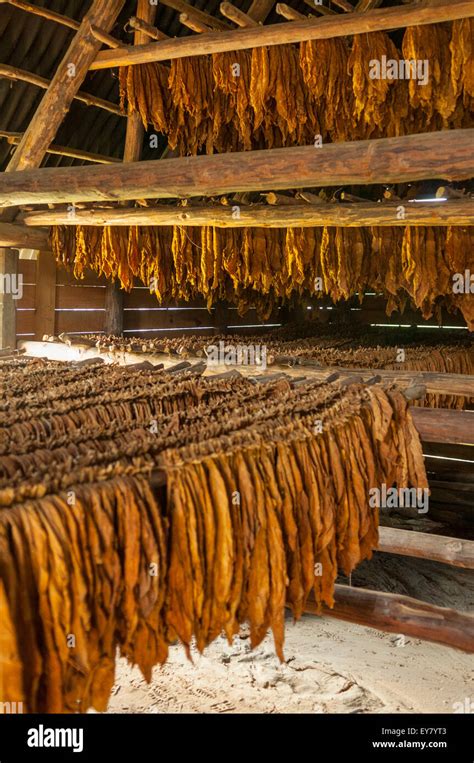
[0,64,123,117]
[89,0,474,69]
[128,16,169,40]
[356,0,383,11]
[0,131,121,164]
[302,0,336,16]
[246,0,275,22]
[23,198,474,228]
[5,0,126,173]
[1,0,122,48]
[220,2,260,27]
[276,4,306,21]
[157,0,231,30]
[180,13,212,33]
[331,0,354,11]
[2,129,473,207]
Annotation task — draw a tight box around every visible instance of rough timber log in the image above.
[0,131,120,164]
[156,0,230,30]
[378,527,474,570]
[22,198,474,228]
[2,130,473,207]
[308,585,474,653]
[0,221,49,249]
[246,0,275,22]
[2,0,121,47]
[5,0,125,172]
[89,0,474,69]
[0,64,123,117]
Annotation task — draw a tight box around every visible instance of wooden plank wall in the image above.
[15,263,469,342]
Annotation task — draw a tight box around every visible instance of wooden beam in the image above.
[302,0,336,16]
[156,0,230,30]
[2,129,473,207]
[331,0,354,11]
[246,0,275,22]
[0,249,17,349]
[411,409,474,446]
[276,4,306,22]
[179,13,212,33]
[128,16,169,40]
[89,0,474,68]
[5,0,126,173]
[378,527,474,570]
[23,198,474,228]
[88,24,124,49]
[0,221,49,250]
[310,585,474,653]
[220,2,260,27]
[2,0,81,30]
[0,130,121,164]
[356,0,383,11]
[35,251,56,340]
[0,64,123,117]
[2,0,122,48]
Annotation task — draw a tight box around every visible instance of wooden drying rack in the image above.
[15,340,474,654]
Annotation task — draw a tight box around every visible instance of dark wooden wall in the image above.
[15,260,468,342]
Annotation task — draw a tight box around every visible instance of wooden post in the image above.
[35,251,56,340]
[104,282,124,336]
[0,249,17,349]
[213,302,229,334]
[104,0,156,337]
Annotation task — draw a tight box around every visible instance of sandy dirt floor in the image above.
[106,555,473,714]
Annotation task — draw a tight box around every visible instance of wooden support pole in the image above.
[104,0,156,338]
[0,249,17,350]
[378,527,474,570]
[89,0,474,69]
[0,130,121,164]
[220,2,260,27]
[0,64,123,117]
[2,0,122,47]
[0,221,49,249]
[308,585,474,653]
[104,283,123,337]
[3,129,473,207]
[5,0,125,173]
[35,251,56,340]
[23,198,474,227]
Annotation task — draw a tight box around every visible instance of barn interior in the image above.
[0,0,473,716]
